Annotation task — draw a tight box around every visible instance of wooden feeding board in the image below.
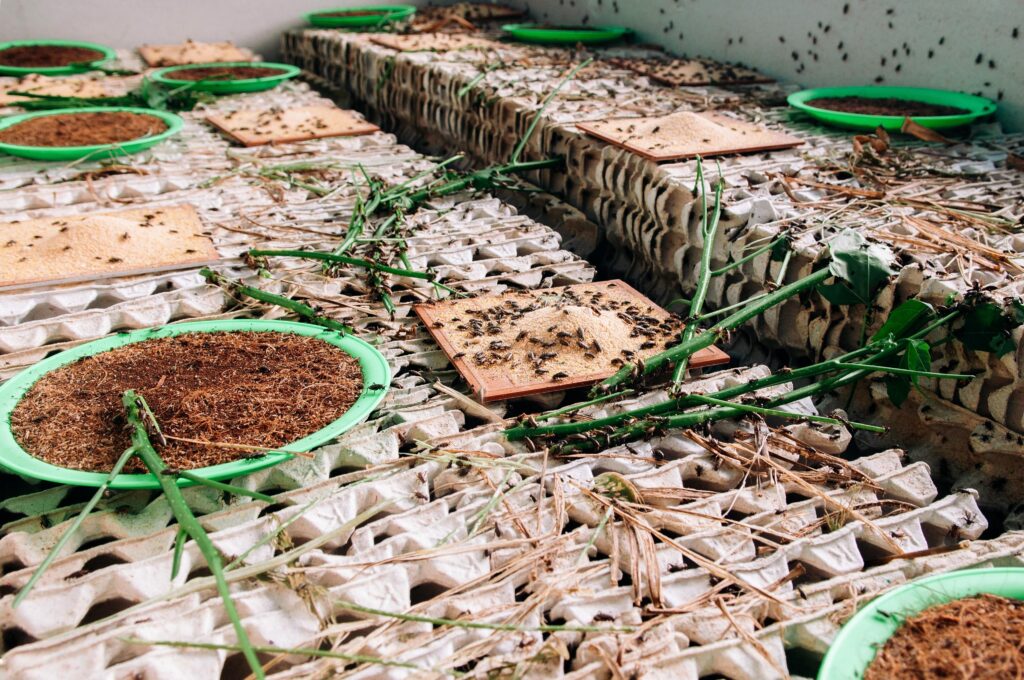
[576,111,802,162]
[611,57,772,87]
[414,280,730,402]
[0,74,136,106]
[0,205,218,290]
[369,33,502,52]
[138,40,250,67]
[206,105,379,146]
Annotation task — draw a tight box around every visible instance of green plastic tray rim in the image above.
[502,23,631,45]
[0,106,184,161]
[0,39,116,76]
[788,86,997,131]
[0,319,392,489]
[305,4,417,27]
[148,61,301,94]
[818,566,1024,679]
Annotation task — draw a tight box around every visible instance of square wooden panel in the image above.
[576,111,802,162]
[0,75,137,106]
[369,33,502,52]
[0,206,218,290]
[612,57,773,87]
[138,41,250,67]
[414,280,730,402]
[206,105,380,146]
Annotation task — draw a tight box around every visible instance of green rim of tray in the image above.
[818,567,1024,679]
[305,4,416,27]
[149,61,301,94]
[0,106,183,161]
[0,39,116,76]
[788,86,997,131]
[502,23,631,45]
[0,319,392,489]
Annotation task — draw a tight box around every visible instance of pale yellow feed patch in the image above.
[0,75,137,106]
[0,206,218,288]
[577,111,802,161]
[206,105,380,146]
[138,41,250,67]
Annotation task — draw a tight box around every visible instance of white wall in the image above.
[516,0,1024,131]
[0,0,377,60]
[2,0,1021,129]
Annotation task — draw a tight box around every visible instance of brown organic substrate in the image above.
[865,594,1024,680]
[806,96,969,117]
[0,112,168,147]
[0,45,105,68]
[165,65,287,81]
[11,332,363,473]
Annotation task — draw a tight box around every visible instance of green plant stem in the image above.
[336,600,633,633]
[249,249,436,280]
[672,159,722,388]
[710,237,788,277]
[122,391,265,680]
[173,470,276,503]
[508,310,962,442]
[510,58,593,163]
[13,446,136,608]
[688,394,886,433]
[405,157,564,204]
[598,267,833,394]
[201,268,352,334]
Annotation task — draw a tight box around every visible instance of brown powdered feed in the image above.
[0,45,105,68]
[11,332,363,473]
[0,111,167,147]
[865,594,1024,680]
[164,65,286,81]
[807,96,969,117]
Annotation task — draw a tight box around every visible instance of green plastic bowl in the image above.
[305,4,416,27]
[0,319,391,489]
[502,23,631,45]
[0,106,183,161]
[149,61,301,94]
[788,86,997,131]
[818,567,1024,679]
[0,39,116,76]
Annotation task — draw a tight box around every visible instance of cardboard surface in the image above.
[613,57,773,87]
[1,205,218,289]
[206,105,380,146]
[0,75,137,106]
[576,111,802,162]
[138,41,250,67]
[369,33,502,52]
[415,280,729,402]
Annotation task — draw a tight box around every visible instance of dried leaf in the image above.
[875,125,891,146]
[1007,152,1024,172]
[901,117,954,144]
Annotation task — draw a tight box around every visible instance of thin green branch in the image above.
[13,446,136,608]
[510,58,593,163]
[122,390,265,680]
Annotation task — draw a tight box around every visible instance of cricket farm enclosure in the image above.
[0,3,1022,679]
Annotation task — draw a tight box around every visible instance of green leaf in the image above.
[886,375,911,407]
[902,340,931,383]
[956,301,1019,357]
[871,299,935,342]
[770,236,791,262]
[825,230,896,306]
[819,282,865,306]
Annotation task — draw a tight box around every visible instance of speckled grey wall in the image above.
[513,0,1024,131]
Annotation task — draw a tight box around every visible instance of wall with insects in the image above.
[0,0,387,60]
[512,0,1024,131]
